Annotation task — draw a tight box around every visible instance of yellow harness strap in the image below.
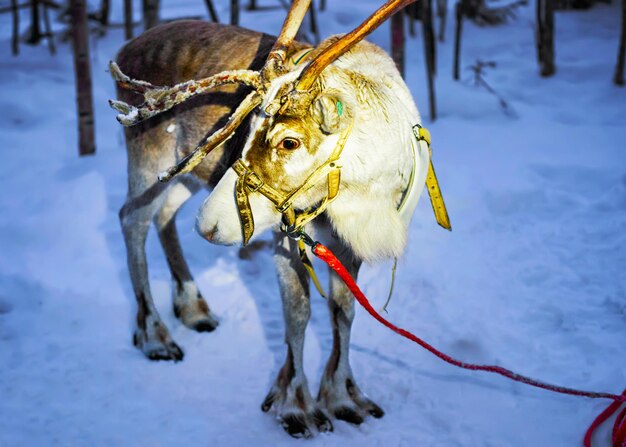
[298,239,328,298]
[414,126,451,231]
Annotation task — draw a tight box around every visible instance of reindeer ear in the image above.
[312,90,349,135]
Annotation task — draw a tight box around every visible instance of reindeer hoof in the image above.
[334,406,364,425]
[173,292,219,333]
[312,409,333,433]
[145,343,184,362]
[319,376,385,425]
[133,325,184,362]
[261,386,332,437]
[261,391,277,412]
[367,403,385,418]
[193,319,218,332]
[280,414,312,438]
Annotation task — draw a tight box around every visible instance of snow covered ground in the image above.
[1,0,625,446]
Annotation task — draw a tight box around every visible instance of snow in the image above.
[1,0,625,446]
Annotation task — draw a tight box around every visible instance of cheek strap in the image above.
[235,171,256,246]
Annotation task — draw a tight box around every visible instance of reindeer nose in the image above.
[201,226,218,242]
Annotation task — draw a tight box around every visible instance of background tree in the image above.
[536,0,556,76]
[615,0,625,85]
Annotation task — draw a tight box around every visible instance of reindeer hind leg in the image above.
[153,177,219,332]
[120,120,185,361]
[120,181,184,361]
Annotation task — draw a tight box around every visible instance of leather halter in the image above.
[232,121,353,245]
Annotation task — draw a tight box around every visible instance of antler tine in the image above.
[158,91,262,183]
[109,61,262,126]
[295,0,416,91]
[109,60,161,92]
[262,0,312,81]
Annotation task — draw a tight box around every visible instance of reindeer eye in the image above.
[278,137,301,150]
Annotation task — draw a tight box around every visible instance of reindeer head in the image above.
[110,0,438,262]
[196,62,357,244]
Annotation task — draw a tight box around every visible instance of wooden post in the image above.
[205,0,219,22]
[124,0,133,39]
[423,0,436,75]
[27,0,41,44]
[453,0,463,80]
[423,0,437,120]
[320,0,326,11]
[614,0,625,85]
[247,0,257,10]
[42,1,56,54]
[11,0,19,55]
[70,0,95,156]
[408,2,417,38]
[536,0,556,76]
[391,10,405,77]
[142,0,160,30]
[99,0,110,26]
[437,0,447,42]
[308,0,320,44]
[231,0,239,25]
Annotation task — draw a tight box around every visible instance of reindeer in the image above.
[110,0,449,437]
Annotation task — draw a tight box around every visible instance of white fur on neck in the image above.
[319,40,428,263]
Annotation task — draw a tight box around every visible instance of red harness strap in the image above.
[310,241,626,446]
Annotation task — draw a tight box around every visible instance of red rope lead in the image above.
[583,395,626,447]
[311,242,626,446]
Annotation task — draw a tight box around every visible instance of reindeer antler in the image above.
[262,0,313,81]
[109,61,262,126]
[109,0,312,181]
[157,91,263,182]
[295,0,416,91]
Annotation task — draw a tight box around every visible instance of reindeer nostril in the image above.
[202,226,218,242]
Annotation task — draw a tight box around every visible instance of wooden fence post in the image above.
[391,9,405,77]
[142,0,160,30]
[423,0,437,120]
[536,0,555,76]
[614,0,625,85]
[437,0,447,42]
[231,0,239,25]
[27,0,41,44]
[124,0,133,39]
[204,0,220,22]
[70,0,95,156]
[453,0,463,80]
[11,0,19,55]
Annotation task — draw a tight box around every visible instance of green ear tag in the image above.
[337,101,343,117]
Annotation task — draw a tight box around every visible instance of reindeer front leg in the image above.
[263,233,333,438]
[318,242,385,424]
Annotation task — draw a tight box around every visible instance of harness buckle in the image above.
[276,201,292,213]
[245,171,264,193]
